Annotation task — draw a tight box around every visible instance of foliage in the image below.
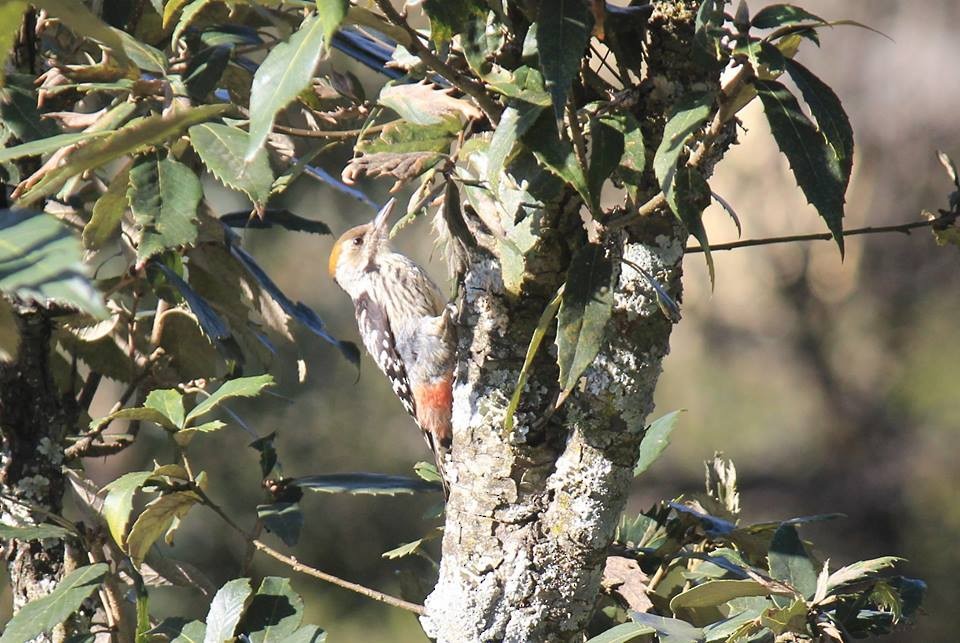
[0,0,941,640]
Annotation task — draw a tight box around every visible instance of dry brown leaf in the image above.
[342,151,442,193]
[602,556,654,613]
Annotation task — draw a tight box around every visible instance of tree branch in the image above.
[198,490,426,615]
[371,0,502,123]
[685,211,957,253]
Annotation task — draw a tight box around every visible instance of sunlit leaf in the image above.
[585,621,656,643]
[0,131,111,165]
[148,618,207,643]
[102,471,156,546]
[291,473,441,496]
[204,578,253,643]
[0,564,108,643]
[670,579,777,612]
[826,556,903,593]
[145,389,187,429]
[185,374,275,425]
[190,123,274,210]
[237,576,305,643]
[634,410,682,476]
[83,164,130,250]
[628,611,705,643]
[126,491,202,563]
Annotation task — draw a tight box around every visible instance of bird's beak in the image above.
[371,198,397,239]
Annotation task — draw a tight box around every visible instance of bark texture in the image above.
[0,308,75,642]
[422,2,724,640]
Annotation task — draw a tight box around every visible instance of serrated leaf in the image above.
[204,578,253,643]
[768,524,817,601]
[653,92,713,198]
[84,165,130,250]
[557,243,616,394]
[257,502,303,547]
[826,556,902,592]
[190,123,274,210]
[102,471,155,546]
[668,166,715,287]
[17,105,228,206]
[290,473,441,496]
[0,523,70,540]
[126,491,201,563]
[145,389,186,429]
[0,563,108,643]
[751,4,825,29]
[670,579,777,612]
[585,621,656,643]
[174,420,228,447]
[128,152,202,261]
[246,15,330,161]
[503,287,562,435]
[422,0,486,43]
[784,58,854,187]
[185,374,274,425]
[358,117,461,155]
[0,210,108,318]
[378,82,482,126]
[537,0,592,124]
[634,410,682,476]
[755,79,845,253]
[382,531,440,560]
[0,131,111,164]
[524,112,592,207]
[238,577,304,643]
[219,210,330,235]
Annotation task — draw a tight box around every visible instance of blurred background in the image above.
[5,1,956,641]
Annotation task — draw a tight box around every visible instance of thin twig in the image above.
[372,0,502,123]
[199,490,426,615]
[685,213,957,253]
[270,122,387,140]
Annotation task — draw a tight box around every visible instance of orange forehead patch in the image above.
[328,239,342,278]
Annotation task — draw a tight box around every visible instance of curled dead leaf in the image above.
[342,151,443,193]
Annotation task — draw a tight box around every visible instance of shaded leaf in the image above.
[18,104,228,205]
[147,618,207,643]
[0,131,111,164]
[91,407,178,433]
[185,374,274,425]
[0,2,26,86]
[246,15,330,161]
[204,578,253,643]
[190,123,274,210]
[487,102,545,192]
[0,523,70,540]
[219,210,330,235]
[31,0,136,69]
[0,299,16,361]
[751,4,825,29]
[150,261,231,346]
[290,473,441,496]
[0,210,107,318]
[503,287,562,435]
[826,556,902,593]
[145,389,186,429]
[667,166,715,287]
[422,0,486,43]
[128,152,202,261]
[585,621,656,643]
[0,563,108,643]
[238,576,304,643]
[557,243,616,393]
[629,611,705,643]
[102,471,155,546]
[588,116,626,208]
[670,579,777,612]
[83,164,130,250]
[768,524,817,600]
[653,92,713,197]
[755,79,845,253]
[126,491,202,563]
[524,112,592,207]
[538,0,592,124]
[634,410,682,476]
[257,502,303,547]
[0,76,57,143]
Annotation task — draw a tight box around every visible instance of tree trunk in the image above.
[422,3,724,639]
[1,307,75,642]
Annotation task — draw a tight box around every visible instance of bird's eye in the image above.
[352,235,364,247]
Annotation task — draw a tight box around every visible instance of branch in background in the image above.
[372,0,503,123]
[685,211,958,253]
[199,490,426,615]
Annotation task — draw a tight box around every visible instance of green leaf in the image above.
[0,131,111,164]
[145,388,187,428]
[667,166,715,287]
[768,524,817,600]
[126,491,201,563]
[602,112,645,198]
[0,211,108,318]
[0,563,108,643]
[238,577,304,643]
[755,79,845,254]
[148,618,208,643]
[585,621,656,643]
[246,15,329,161]
[359,117,460,155]
[0,76,57,143]
[503,287,562,435]
[588,116,626,208]
[185,374,274,425]
[422,0,486,43]
[91,407,179,433]
[190,123,274,210]
[291,473,440,496]
[204,578,253,643]
[784,58,854,187]
[487,105,546,192]
[102,471,155,546]
[172,0,216,44]
[826,556,902,593]
[557,243,616,394]
[0,2,26,85]
[413,461,442,483]
[128,152,202,261]
[629,611,705,643]
[0,299,15,362]
[751,4,825,29]
[257,502,303,547]
[537,0,592,124]
[32,0,133,69]
[524,112,591,207]
[653,92,713,198]
[174,420,228,446]
[316,0,349,45]
[670,580,777,612]
[759,598,807,635]
[702,608,765,642]
[17,104,229,205]
[0,523,70,540]
[83,164,131,250]
[634,410,682,476]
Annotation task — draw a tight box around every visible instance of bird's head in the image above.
[328,198,396,290]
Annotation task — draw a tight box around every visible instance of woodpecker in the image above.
[328,199,455,491]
